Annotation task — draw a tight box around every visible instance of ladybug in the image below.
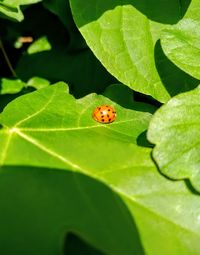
[92,105,116,124]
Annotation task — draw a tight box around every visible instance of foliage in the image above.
[0,0,200,254]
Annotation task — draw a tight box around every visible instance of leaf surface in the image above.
[0,0,41,21]
[69,0,197,102]
[0,78,25,95]
[148,86,200,192]
[0,84,200,254]
[161,18,200,80]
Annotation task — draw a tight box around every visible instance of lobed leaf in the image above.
[0,78,25,95]
[148,85,200,192]
[0,84,200,254]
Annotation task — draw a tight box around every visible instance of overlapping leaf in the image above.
[69,0,198,102]
[161,18,200,80]
[148,85,200,192]
[160,0,200,80]
[0,83,200,254]
[0,0,41,21]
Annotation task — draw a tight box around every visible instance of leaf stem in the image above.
[0,38,17,78]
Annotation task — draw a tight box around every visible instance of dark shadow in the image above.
[133,91,162,109]
[137,130,153,148]
[0,3,69,79]
[0,80,35,113]
[0,165,145,255]
[150,150,180,181]
[16,48,116,98]
[9,4,116,98]
[154,40,199,97]
[103,84,157,114]
[0,94,21,113]
[185,180,200,195]
[74,0,191,27]
[64,232,105,255]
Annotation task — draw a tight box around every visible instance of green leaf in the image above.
[161,18,200,80]
[27,36,52,54]
[0,82,152,162]
[0,165,144,255]
[0,83,200,254]
[69,0,195,102]
[148,85,200,192]
[0,78,25,95]
[0,0,42,21]
[0,2,22,21]
[27,77,50,90]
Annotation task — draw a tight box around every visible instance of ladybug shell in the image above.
[92,105,116,124]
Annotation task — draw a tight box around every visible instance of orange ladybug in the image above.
[92,105,116,124]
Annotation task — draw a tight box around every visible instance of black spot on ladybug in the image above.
[102,119,105,122]
[109,118,111,122]
[100,111,103,114]
[98,107,101,110]
[107,114,110,117]
[108,109,111,111]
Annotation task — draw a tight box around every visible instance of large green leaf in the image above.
[69,0,198,102]
[0,83,200,254]
[0,0,41,21]
[148,86,200,192]
[0,83,152,168]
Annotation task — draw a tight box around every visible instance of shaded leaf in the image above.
[16,47,116,98]
[0,166,144,255]
[43,0,86,51]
